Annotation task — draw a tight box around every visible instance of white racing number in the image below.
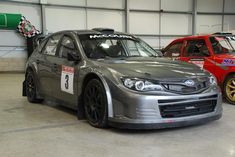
[61,65,74,94]
[189,60,204,68]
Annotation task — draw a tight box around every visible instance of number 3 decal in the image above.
[65,74,69,89]
[61,65,74,94]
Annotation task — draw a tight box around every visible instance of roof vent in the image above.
[92,28,114,34]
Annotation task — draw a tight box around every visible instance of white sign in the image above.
[189,60,204,68]
[61,65,74,94]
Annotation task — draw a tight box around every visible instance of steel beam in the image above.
[0,0,39,5]
[192,0,197,35]
[222,0,225,31]
[130,9,192,14]
[133,34,191,37]
[198,12,235,15]
[125,0,130,33]
[40,4,47,35]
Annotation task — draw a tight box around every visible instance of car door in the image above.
[37,34,63,97]
[180,38,215,74]
[51,34,81,107]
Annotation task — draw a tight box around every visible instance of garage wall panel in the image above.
[138,37,160,49]
[45,6,86,33]
[0,2,41,47]
[161,0,192,12]
[47,0,85,6]
[224,15,235,31]
[4,0,39,3]
[0,3,41,32]
[0,2,40,71]
[0,30,25,47]
[198,0,223,12]
[87,0,124,9]
[161,14,192,35]
[87,10,124,32]
[224,0,235,13]
[160,37,179,48]
[130,12,159,34]
[129,0,160,10]
[197,15,222,33]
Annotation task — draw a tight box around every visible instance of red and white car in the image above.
[162,33,235,104]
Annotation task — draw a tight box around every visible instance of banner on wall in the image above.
[17,16,40,38]
[0,13,41,38]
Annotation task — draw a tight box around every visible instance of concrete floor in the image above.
[0,73,235,157]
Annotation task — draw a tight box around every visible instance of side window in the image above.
[183,39,210,57]
[38,39,47,53]
[163,42,182,57]
[42,34,62,56]
[59,36,77,58]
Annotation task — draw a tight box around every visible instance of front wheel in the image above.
[83,79,108,128]
[224,74,235,105]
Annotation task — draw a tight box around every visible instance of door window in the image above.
[210,36,234,54]
[163,42,182,57]
[183,39,210,57]
[42,34,62,56]
[59,36,77,58]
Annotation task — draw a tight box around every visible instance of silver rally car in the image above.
[23,28,222,129]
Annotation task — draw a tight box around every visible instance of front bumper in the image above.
[108,85,223,129]
[109,114,222,129]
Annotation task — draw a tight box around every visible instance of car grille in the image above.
[159,100,216,118]
[160,77,210,94]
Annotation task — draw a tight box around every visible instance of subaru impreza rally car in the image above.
[22,28,222,129]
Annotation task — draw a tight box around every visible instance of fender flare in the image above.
[84,71,114,118]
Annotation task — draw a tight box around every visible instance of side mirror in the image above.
[67,53,81,62]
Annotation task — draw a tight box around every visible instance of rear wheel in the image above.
[26,70,43,103]
[83,79,108,128]
[224,74,235,105]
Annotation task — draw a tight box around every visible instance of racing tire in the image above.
[224,74,235,105]
[83,79,108,128]
[26,70,43,103]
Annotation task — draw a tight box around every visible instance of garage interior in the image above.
[0,0,235,157]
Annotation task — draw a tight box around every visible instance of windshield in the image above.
[79,34,160,59]
[210,36,235,55]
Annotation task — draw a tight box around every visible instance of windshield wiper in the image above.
[128,55,142,57]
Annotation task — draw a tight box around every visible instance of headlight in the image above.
[121,77,163,91]
[209,75,217,85]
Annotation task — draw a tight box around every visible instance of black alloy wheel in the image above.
[26,70,42,103]
[84,79,108,128]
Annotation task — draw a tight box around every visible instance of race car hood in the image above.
[94,57,209,80]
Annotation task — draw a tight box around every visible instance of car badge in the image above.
[185,106,196,110]
[185,79,195,86]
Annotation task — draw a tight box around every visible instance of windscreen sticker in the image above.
[189,60,204,68]
[226,36,235,41]
[215,37,224,41]
[89,34,133,39]
[222,58,235,66]
[61,65,74,94]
